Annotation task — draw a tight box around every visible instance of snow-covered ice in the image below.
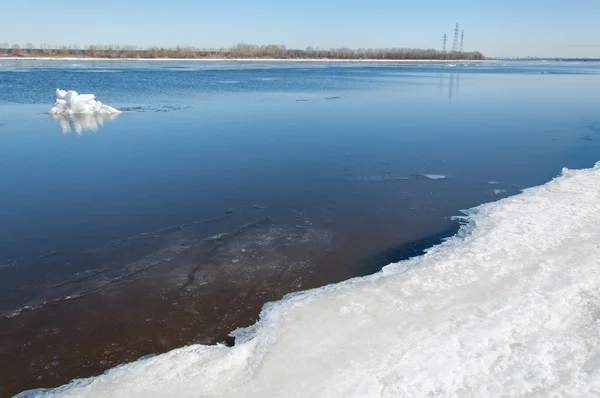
[48,89,120,116]
[18,162,600,397]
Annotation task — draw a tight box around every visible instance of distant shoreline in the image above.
[2,56,594,63]
[0,56,488,62]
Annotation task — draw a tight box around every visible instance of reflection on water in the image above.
[50,113,119,135]
[439,71,461,100]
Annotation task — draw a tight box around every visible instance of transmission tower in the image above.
[459,30,464,53]
[442,34,447,53]
[451,23,460,52]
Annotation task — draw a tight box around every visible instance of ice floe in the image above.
[48,89,120,116]
[422,173,446,180]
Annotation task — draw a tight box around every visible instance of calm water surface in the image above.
[1,61,599,259]
[1,59,600,395]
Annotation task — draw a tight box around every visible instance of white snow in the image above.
[49,89,120,116]
[18,162,600,398]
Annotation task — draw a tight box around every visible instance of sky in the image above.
[2,0,600,58]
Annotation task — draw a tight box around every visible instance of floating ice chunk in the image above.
[49,89,120,116]
[422,174,446,180]
[493,189,506,195]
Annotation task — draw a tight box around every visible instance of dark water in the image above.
[1,59,600,395]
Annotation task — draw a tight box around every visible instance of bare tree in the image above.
[86,45,96,56]
[40,42,51,54]
[3,41,485,60]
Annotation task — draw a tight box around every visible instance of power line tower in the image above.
[442,34,448,53]
[452,23,460,52]
[459,30,464,53]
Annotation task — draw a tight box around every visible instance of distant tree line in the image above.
[0,42,485,60]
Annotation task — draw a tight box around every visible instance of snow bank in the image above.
[48,89,120,116]
[18,162,600,397]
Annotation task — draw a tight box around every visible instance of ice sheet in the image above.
[19,162,600,397]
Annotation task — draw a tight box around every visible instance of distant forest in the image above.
[0,43,485,60]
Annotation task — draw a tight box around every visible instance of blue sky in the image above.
[3,0,600,57]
